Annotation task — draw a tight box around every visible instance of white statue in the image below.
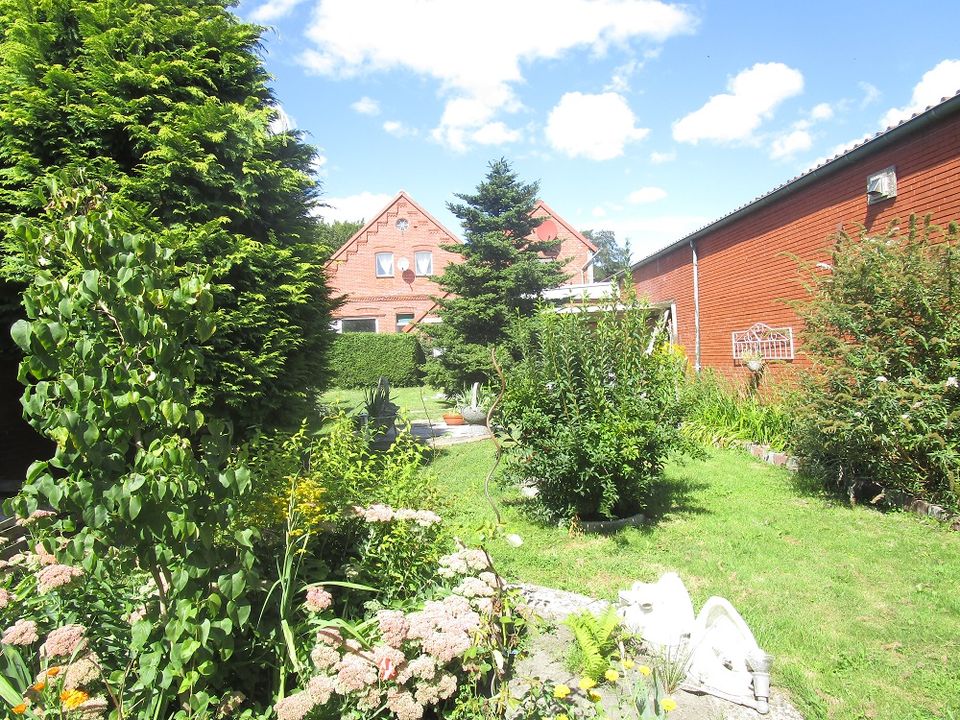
[617,573,772,714]
[617,572,695,651]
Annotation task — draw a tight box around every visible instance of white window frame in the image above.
[340,318,378,333]
[375,252,394,277]
[414,251,433,276]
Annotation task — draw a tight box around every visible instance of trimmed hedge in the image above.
[329,333,425,388]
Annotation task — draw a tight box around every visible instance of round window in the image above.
[395,218,409,232]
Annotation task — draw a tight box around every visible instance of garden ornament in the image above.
[617,572,772,713]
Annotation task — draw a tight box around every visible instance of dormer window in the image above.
[375,252,394,277]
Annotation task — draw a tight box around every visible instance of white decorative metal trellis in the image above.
[731,323,795,361]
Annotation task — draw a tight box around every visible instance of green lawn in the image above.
[319,385,450,422]
[428,441,960,720]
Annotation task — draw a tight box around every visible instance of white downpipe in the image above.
[690,239,701,373]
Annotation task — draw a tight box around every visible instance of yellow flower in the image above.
[639,665,652,676]
[46,666,62,677]
[31,681,46,692]
[661,697,678,712]
[621,659,635,670]
[588,690,602,702]
[556,715,569,720]
[553,684,571,699]
[60,689,89,710]
[12,703,27,715]
[604,669,619,682]
[578,677,596,690]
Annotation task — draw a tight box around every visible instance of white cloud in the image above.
[810,102,833,121]
[672,62,804,144]
[592,206,607,218]
[317,191,393,223]
[859,81,881,108]
[351,96,380,116]
[650,150,675,164]
[268,104,296,134]
[627,186,667,204]
[301,0,695,151]
[546,92,649,161]
[382,120,416,138]
[881,59,960,127]
[604,60,638,92]
[470,122,522,146]
[248,0,306,22]
[310,151,327,177]
[769,129,812,159]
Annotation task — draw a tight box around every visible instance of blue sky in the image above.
[235,0,960,261]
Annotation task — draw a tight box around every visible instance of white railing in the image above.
[731,323,794,361]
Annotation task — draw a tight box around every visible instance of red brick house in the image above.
[326,192,597,333]
[631,91,960,381]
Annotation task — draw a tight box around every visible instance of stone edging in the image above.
[578,512,647,534]
[731,440,960,531]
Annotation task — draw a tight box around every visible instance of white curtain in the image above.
[376,253,394,276]
[415,251,433,275]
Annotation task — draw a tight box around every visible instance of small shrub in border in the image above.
[500,289,696,521]
[328,334,425,388]
[795,217,959,509]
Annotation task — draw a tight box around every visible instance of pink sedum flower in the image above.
[306,675,335,706]
[41,624,88,659]
[305,587,333,613]
[2,619,38,645]
[37,564,83,593]
[376,609,409,648]
[0,588,10,609]
[274,691,315,720]
[16,510,56,527]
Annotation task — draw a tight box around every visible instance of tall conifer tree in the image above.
[0,0,336,435]
[425,159,568,388]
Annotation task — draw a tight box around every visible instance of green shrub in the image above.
[683,370,798,452]
[796,217,959,509]
[329,333,425,388]
[499,290,697,521]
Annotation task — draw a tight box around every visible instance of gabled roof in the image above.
[631,89,960,271]
[326,190,462,265]
[532,199,599,253]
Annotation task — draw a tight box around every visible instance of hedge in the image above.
[329,333,425,388]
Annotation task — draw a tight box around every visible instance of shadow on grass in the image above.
[641,472,711,526]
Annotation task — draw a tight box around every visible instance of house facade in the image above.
[326,192,597,333]
[631,91,960,381]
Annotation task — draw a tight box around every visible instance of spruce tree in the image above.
[425,159,568,388]
[0,0,336,436]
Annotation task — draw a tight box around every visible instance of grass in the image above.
[318,385,450,422]
[428,440,960,720]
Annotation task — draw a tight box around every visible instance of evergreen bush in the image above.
[500,290,696,521]
[328,333,424,388]
[796,217,960,509]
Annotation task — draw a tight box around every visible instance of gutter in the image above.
[630,91,960,272]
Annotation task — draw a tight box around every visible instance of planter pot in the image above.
[442,413,465,426]
[746,359,763,372]
[578,512,647,534]
[460,406,488,425]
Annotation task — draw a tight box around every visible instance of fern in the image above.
[564,606,622,681]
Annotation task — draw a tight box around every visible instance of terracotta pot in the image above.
[442,413,465,426]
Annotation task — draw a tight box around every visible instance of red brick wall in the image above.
[326,194,463,332]
[531,203,597,284]
[633,109,960,381]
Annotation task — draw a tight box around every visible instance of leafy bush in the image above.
[329,334,424,388]
[5,186,260,718]
[500,291,696,521]
[683,370,798,451]
[795,217,959,509]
